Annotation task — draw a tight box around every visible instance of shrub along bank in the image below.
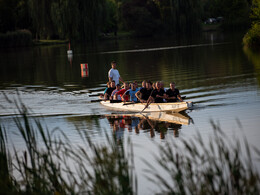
[0,30,32,48]
[243,0,260,50]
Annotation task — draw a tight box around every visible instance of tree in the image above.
[243,0,260,49]
[121,0,162,36]
[153,0,202,34]
[0,0,16,33]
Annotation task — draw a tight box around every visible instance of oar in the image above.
[90,99,103,102]
[90,99,123,103]
[89,93,103,97]
[123,102,137,106]
[140,89,154,113]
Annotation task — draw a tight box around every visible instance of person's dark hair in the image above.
[111,61,116,65]
[146,80,152,85]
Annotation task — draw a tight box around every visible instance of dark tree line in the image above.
[0,0,252,42]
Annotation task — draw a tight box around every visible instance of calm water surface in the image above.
[0,31,260,194]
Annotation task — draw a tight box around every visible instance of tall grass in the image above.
[0,102,137,194]
[0,102,259,194]
[144,120,260,194]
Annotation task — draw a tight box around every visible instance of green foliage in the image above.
[0,0,254,43]
[102,0,118,34]
[0,30,33,48]
[121,0,202,36]
[243,0,260,49]
[121,0,160,37]
[243,23,260,49]
[251,0,260,22]
[0,0,16,33]
[155,0,202,34]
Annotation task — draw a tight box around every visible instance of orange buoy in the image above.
[81,63,89,77]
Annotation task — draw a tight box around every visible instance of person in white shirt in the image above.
[108,61,124,85]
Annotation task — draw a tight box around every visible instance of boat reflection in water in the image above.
[106,111,193,140]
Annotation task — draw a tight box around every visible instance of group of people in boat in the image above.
[101,61,183,103]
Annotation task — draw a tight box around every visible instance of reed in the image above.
[0,101,259,194]
[144,120,260,194]
[0,102,137,194]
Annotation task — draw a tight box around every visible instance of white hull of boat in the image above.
[108,112,190,125]
[100,101,193,113]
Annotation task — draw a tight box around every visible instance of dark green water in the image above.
[0,31,260,194]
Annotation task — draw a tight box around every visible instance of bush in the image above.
[0,30,33,48]
[243,23,260,49]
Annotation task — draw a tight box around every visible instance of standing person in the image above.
[108,61,124,85]
[165,82,183,102]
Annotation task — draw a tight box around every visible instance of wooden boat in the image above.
[100,101,193,113]
[107,111,191,125]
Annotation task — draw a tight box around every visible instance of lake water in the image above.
[0,31,260,194]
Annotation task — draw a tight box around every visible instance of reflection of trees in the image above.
[117,36,252,91]
[243,46,260,87]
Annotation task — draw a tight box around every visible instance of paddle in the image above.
[110,100,122,103]
[90,99,103,102]
[123,102,137,106]
[89,93,102,97]
[140,89,154,113]
[90,99,123,103]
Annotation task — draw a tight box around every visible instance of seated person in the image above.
[133,80,140,90]
[152,82,156,90]
[160,81,165,91]
[100,81,110,98]
[148,81,166,103]
[123,82,139,102]
[136,80,153,103]
[141,80,146,89]
[104,80,116,100]
[165,82,183,102]
[111,84,121,100]
[115,82,130,101]
[104,81,110,94]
